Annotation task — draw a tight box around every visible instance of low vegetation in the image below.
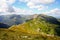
[0,14,60,40]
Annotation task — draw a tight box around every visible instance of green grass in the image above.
[0,14,60,40]
[0,28,60,40]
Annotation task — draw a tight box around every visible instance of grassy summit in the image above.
[10,14,60,35]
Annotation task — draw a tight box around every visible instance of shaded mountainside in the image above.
[0,23,10,28]
[0,14,25,26]
[0,14,39,27]
[26,14,60,25]
[38,14,60,25]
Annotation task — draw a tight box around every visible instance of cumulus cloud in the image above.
[43,8,60,17]
[0,0,16,13]
[7,0,16,4]
[27,2,48,10]
[35,5,48,10]
[0,6,34,15]
[27,2,35,8]
[13,6,34,15]
[45,8,60,15]
[0,0,34,15]
[19,0,55,4]
[0,0,15,5]
[20,0,53,10]
[50,8,60,15]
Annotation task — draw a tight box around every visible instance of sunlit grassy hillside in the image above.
[0,14,60,40]
[0,28,60,40]
[10,14,60,35]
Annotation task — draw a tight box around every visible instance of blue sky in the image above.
[0,0,60,17]
[12,0,60,14]
[13,0,60,9]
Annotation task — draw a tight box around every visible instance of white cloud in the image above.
[27,2,48,10]
[0,6,34,15]
[36,5,48,10]
[19,0,29,2]
[31,0,55,4]
[43,8,60,17]
[0,0,15,5]
[13,6,34,15]
[19,0,55,4]
[27,2,35,8]
[0,0,16,13]
[7,0,16,4]
[50,8,60,15]
[0,0,34,15]
[20,0,50,10]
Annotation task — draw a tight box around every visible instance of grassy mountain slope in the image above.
[0,28,60,40]
[10,14,60,35]
[0,14,60,40]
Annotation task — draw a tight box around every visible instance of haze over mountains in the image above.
[0,14,60,27]
[0,14,24,26]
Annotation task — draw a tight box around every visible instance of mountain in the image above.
[0,14,26,26]
[0,23,10,28]
[38,14,60,25]
[0,14,38,27]
[0,14,59,27]
[9,14,60,36]
[0,14,60,40]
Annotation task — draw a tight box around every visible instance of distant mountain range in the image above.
[0,14,60,27]
[0,14,25,26]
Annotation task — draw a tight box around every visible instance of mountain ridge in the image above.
[0,14,60,40]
